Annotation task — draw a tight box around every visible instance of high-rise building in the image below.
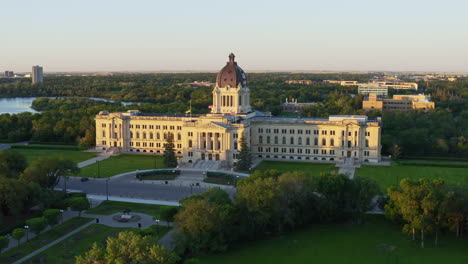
[32,65,43,84]
[4,71,14,77]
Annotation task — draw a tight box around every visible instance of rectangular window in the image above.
[330,150,335,155]
[313,149,318,154]
[289,129,295,134]
[274,129,279,134]
[321,149,327,154]
[282,129,287,134]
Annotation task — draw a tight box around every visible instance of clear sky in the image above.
[1,0,467,72]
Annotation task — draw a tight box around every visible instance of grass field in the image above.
[355,163,468,192]
[86,200,178,218]
[21,224,171,264]
[2,148,97,165]
[0,217,92,264]
[199,215,468,264]
[74,154,167,178]
[255,161,336,175]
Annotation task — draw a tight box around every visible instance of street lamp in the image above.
[59,210,64,224]
[155,219,160,236]
[106,178,109,201]
[24,226,29,241]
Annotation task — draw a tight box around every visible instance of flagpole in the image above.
[190,100,192,121]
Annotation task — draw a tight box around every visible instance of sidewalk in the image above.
[77,153,112,168]
[6,209,175,264]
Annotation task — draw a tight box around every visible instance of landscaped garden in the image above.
[74,154,166,178]
[254,161,337,175]
[199,215,468,264]
[355,163,468,192]
[19,224,172,264]
[86,200,178,219]
[0,217,92,264]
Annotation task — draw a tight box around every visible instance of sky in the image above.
[1,0,467,72]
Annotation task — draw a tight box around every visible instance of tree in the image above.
[0,235,8,253]
[69,197,90,216]
[237,136,251,171]
[20,157,78,189]
[386,179,445,248]
[175,195,235,254]
[0,177,42,217]
[0,150,27,178]
[163,133,177,168]
[12,228,26,246]
[43,209,62,226]
[26,217,48,235]
[75,231,179,264]
[160,206,179,226]
[390,144,401,160]
[348,176,380,222]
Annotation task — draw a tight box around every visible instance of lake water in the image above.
[0,97,137,115]
[0,97,39,114]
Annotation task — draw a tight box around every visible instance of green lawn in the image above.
[204,176,236,186]
[355,164,468,192]
[255,161,336,175]
[86,200,178,218]
[20,224,171,264]
[0,217,92,264]
[2,149,97,165]
[199,215,468,264]
[74,154,167,178]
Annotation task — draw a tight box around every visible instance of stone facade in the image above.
[96,54,382,166]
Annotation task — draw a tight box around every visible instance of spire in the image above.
[228,53,235,63]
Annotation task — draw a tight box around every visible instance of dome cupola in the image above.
[215,53,247,88]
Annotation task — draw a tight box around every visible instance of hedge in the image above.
[136,169,180,180]
[11,144,80,151]
[399,162,468,169]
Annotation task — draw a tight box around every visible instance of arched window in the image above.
[314,138,318,145]
[164,133,167,140]
[274,136,278,144]
[259,135,263,144]
[365,139,369,147]
[143,132,146,139]
[290,137,294,145]
[306,137,310,145]
[330,139,334,146]
[136,132,140,139]
[156,132,160,140]
[298,137,302,145]
[149,132,153,139]
[177,133,181,141]
[322,138,326,146]
[130,132,133,138]
[188,139,193,148]
[267,136,270,144]
[282,136,286,144]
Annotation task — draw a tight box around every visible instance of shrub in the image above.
[25,217,48,235]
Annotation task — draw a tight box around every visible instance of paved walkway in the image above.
[6,208,175,264]
[77,153,112,168]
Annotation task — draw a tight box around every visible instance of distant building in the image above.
[285,80,313,85]
[363,93,435,111]
[4,71,14,77]
[358,84,388,96]
[190,81,214,88]
[323,80,359,86]
[282,98,318,112]
[32,65,43,84]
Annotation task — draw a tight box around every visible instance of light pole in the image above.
[24,226,29,241]
[59,210,64,224]
[106,178,109,200]
[153,153,156,169]
[97,159,101,178]
[155,219,160,236]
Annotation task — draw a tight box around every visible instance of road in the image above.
[60,172,236,202]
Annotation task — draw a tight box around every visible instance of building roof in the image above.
[215,53,247,88]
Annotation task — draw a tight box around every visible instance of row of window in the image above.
[257,147,337,155]
[129,132,182,140]
[256,128,369,137]
[128,124,182,130]
[130,142,183,148]
[258,136,369,147]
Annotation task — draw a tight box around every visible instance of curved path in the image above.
[10,210,174,264]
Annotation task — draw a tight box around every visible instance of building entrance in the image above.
[347,151,351,157]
